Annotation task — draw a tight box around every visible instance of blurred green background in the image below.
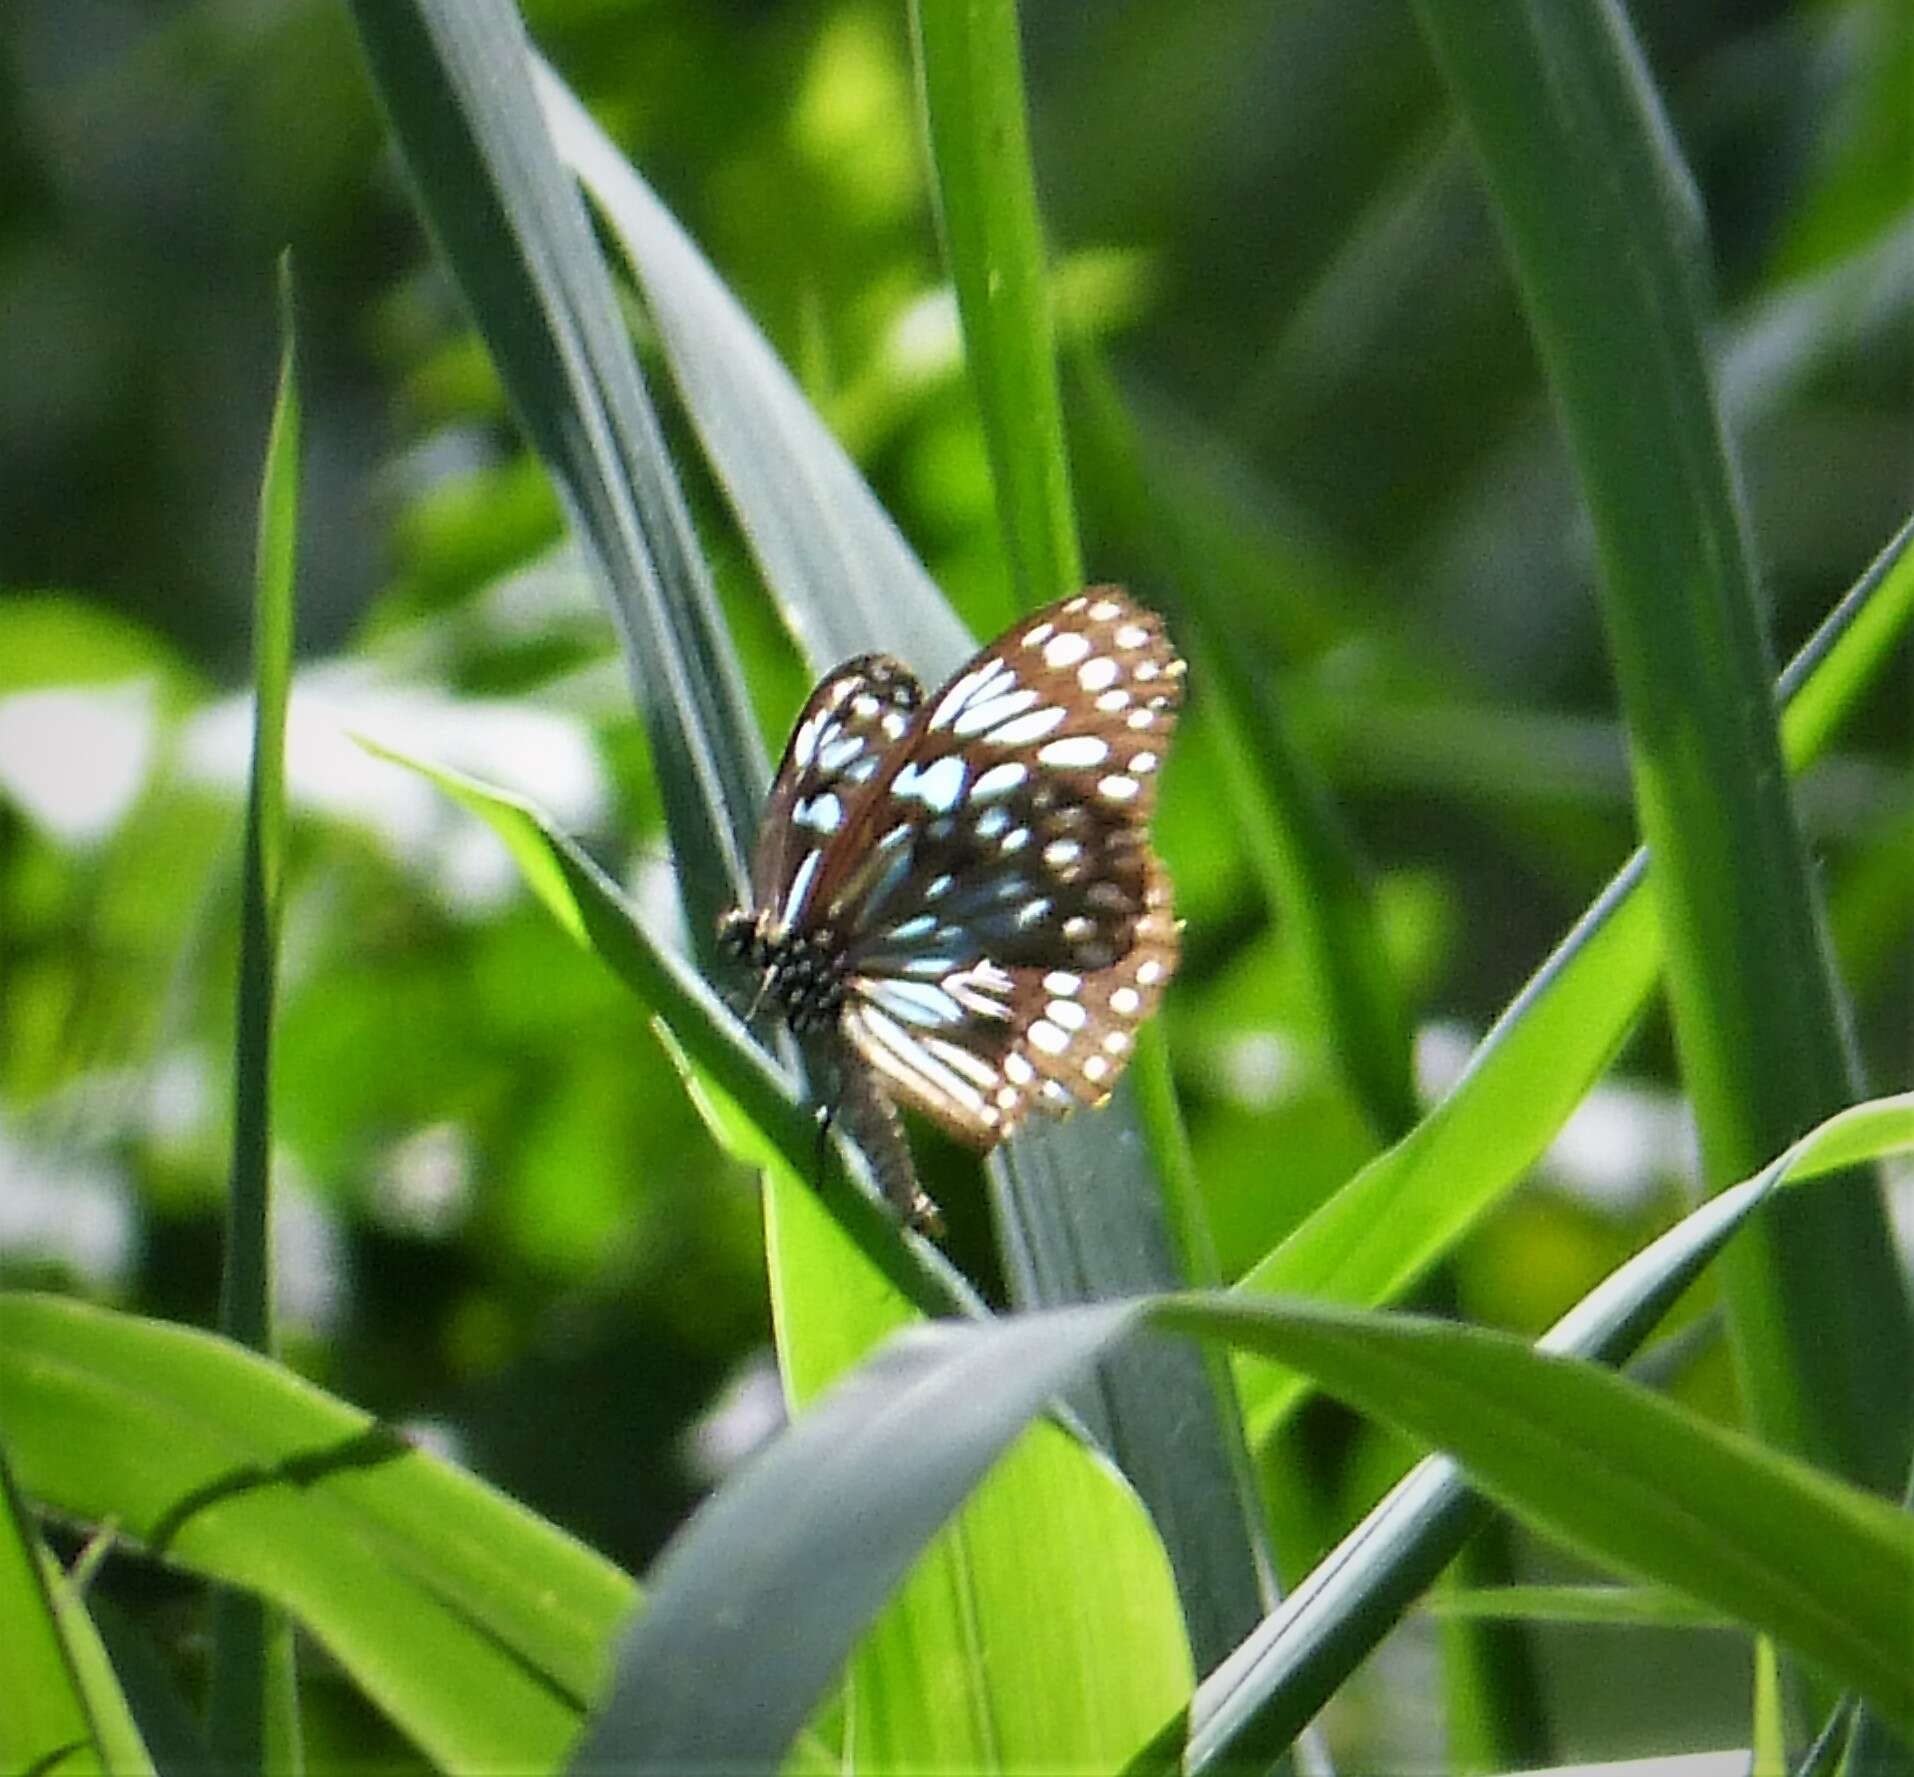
[1,0,1907,1765]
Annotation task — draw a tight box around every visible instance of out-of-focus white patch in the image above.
[627,849,690,958]
[883,288,961,386]
[394,1416,468,1470]
[181,665,610,916]
[0,680,159,847]
[141,1049,212,1149]
[273,1162,347,1337]
[1415,1020,1693,1216]
[0,1120,137,1286]
[1214,1030,1305,1110]
[682,1353,788,1487]
[373,1121,473,1239]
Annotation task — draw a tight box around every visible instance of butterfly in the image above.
[719,587,1184,1230]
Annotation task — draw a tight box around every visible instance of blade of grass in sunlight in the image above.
[759,1151,1192,1774]
[534,62,976,685]
[1235,517,1914,1443]
[0,1295,633,1773]
[568,1095,1914,1772]
[207,256,302,1777]
[357,737,984,1326]
[550,33,1274,1679]
[0,1450,150,1777]
[909,0,1079,615]
[1413,0,1914,1535]
[907,0,1272,1670]
[347,0,766,947]
[1173,1090,1914,1774]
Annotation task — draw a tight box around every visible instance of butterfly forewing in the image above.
[750,653,924,928]
[805,589,1186,1146]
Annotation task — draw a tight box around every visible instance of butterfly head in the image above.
[718,906,847,1036]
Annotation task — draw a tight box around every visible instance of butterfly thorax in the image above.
[717,907,847,1035]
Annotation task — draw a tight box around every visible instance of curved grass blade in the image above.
[534,62,974,684]
[0,1294,632,1773]
[346,0,765,944]
[1413,0,1914,1512]
[1177,1091,1914,1772]
[541,49,1270,1669]
[569,1096,1914,1769]
[1236,515,1914,1443]
[208,246,302,1777]
[761,1150,1191,1774]
[358,736,983,1325]
[0,1450,140,1777]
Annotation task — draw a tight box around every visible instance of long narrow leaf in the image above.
[535,62,974,684]
[1413,0,1914,1509]
[569,1096,1914,1768]
[346,0,765,943]
[0,1295,633,1772]
[361,737,982,1324]
[1236,516,1914,1442]
[905,0,1273,1670]
[0,1453,115,1777]
[1179,1095,1914,1773]
[208,254,302,1776]
[543,47,1269,1668]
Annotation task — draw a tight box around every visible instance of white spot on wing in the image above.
[1114,624,1149,649]
[989,706,1067,747]
[1099,774,1139,802]
[781,849,823,924]
[1043,970,1081,995]
[1078,657,1119,692]
[953,687,1039,737]
[1111,986,1141,1016]
[972,761,1030,800]
[1043,631,1092,669]
[894,754,967,812]
[1047,998,1087,1031]
[1029,1019,1069,1056]
[1038,735,1109,769]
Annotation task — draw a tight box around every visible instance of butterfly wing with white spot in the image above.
[749,654,924,931]
[820,588,1185,1145]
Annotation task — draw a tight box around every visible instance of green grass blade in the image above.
[762,1148,1191,1774]
[909,0,1079,613]
[567,1094,1914,1769]
[346,0,766,942]
[208,254,302,1777]
[37,1551,160,1777]
[1236,517,1914,1442]
[0,1452,114,1777]
[1425,1585,1731,1629]
[0,1294,633,1772]
[1413,0,1914,1501]
[535,63,976,685]
[1181,1092,1914,1772]
[359,737,982,1324]
[908,0,1270,1668]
